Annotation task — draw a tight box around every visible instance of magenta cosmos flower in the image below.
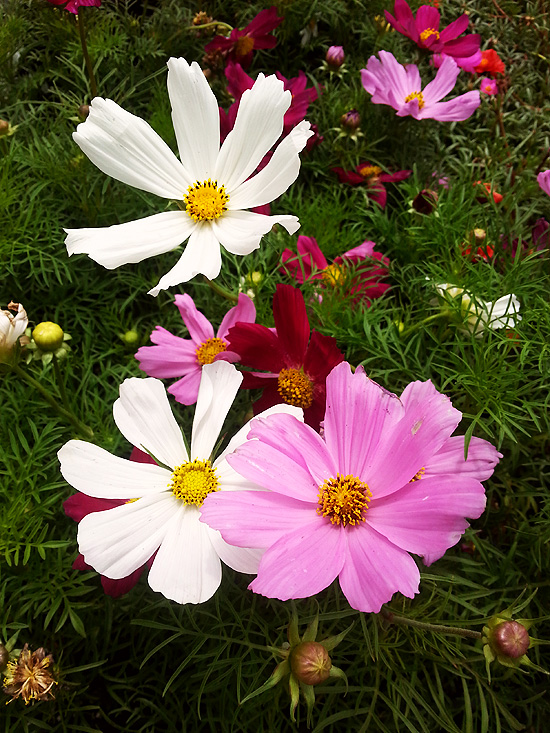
[227,284,344,429]
[280,236,390,305]
[362,52,480,122]
[537,170,550,197]
[332,161,411,208]
[205,7,283,69]
[46,0,101,12]
[200,362,501,612]
[135,292,255,405]
[384,0,481,69]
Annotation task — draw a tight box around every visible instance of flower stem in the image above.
[12,364,94,440]
[77,10,97,99]
[380,609,482,640]
[400,312,448,338]
[203,276,239,303]
[52,354,71,413]
[188,21,233,32]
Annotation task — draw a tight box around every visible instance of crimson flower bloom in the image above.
[384,0,480,67]
[332,161,411,208]
[280,236,390,306]
[227,284,344,429]
[205,7,283,69]
[46,0,101,13]
[474,49,505,76]
[63,448,153,597]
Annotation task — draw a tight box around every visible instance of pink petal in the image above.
[421,92,480,122]
[425,435,501,481]
[217,293,256,340]
[249,517,346,600]
[273,284,310,365]
[338,241,376,261]
[416,6,440,34]
[339,523,420,612]
[174,293,214,343]
[101,566,145,597]
[439,14,470,43]
[297,236,328,269]
[135,328,198,378]
[422,56,460,105]
[167,369,203,405]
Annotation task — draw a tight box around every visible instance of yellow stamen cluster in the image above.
[409,466,426,482]
[404,91,425,109]
[184,179,229,222]
[277,368,314,409]
[169,459,219,506]
[196,337,227,365]
[322,263,345,287]
[317,473,372,526]
[420,28,440,42]
[357,164,382,179]
[235,35,255,57]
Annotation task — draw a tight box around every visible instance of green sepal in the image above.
[302,613,319,643]
[240,659,289,706]
[328,664,348,691]
[288,607,301,647]
[320,622,354,651]
[300,680,316,728]
[288,672,300,722]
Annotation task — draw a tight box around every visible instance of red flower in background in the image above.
[64,448,153,597]
[46,0,101,13]
[475,180,503,204]
[332,162,411,208]
[280,236,390,306]
[474,49,505,76]
[205,7,283,69]
[227,284,344,429]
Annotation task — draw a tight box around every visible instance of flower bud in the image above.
[326,45,344,69]
[0,119,9,136]
[340,109,360,131]
[32,322,64,352]
[412,189,438,214]
[78,104,90,119]
[290,641,332,685]
[122,329,139,347]
[492,620,530,659]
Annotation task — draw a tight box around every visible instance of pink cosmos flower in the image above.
[280,236,390,305]
[135,292,255,406]
[332,161,411,208]
[46,0,101,13]
[227,284,344,429]
[204,7,283,69]
[480,77,498,95]
[384,0,481,69]
[537,170,550,197]
[200,362,501,612]
[362,52,480,122]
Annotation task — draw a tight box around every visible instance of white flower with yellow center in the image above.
[64,57,312,296]
[57,361,302,604]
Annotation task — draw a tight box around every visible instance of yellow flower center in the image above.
[277,368,314,409]
[169,459,219,506]
[409,467,425,482]
[317,473,372,526]
[195,337,227,365]
[322,263,345,287]
[420,28,440,42]
[184,179,229,222]
[404,91,425,109]
[357,164,382,179]
[235,35,255,58]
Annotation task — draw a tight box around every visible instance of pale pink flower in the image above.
[201,362,500,612]
[537,170,550,197]
[135,293,255,405]
[361,51,480,121]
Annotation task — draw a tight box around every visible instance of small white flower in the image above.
[0,302,28,364]
[65,58,312,296]
[435,282,521,335]
[58,361,302,604]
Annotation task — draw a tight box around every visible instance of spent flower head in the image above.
[0,302,28,367]
[2,644,57,705]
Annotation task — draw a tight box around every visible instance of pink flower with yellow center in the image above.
[200,362,501,612]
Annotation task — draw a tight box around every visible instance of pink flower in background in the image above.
[431,50,482,73]
[384,0,481,67]
[205,7,283,69]
[46,0,101,13]
[332,161,411,208]
[200,362,500,612]
[280,236,390,305]
[135,293,255,405]
[537,170,550,196]
[362,52,480,121]
[480,77,498,95]
[326,46,345,69]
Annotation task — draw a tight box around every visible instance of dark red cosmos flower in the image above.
[227,284,344,430]
[46,0,100,13]
[332,162,411,208]
[474,49,505,76]
[64,447,153,597]
[204,7,283,69]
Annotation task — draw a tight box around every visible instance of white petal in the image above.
[211,210,300,255]
[78,493,178,579]
[484,294,522,329]
[209,531,264,575]
[73,97,191,198]
[229,121,312,210]
[113,377,188,468]
[167,58,220,181]
[191,362,242,460]
[65,211,195,269]
[148,506,222,604]
[215,74,291,192]
[147,224,222,296]
[58,440,170,498]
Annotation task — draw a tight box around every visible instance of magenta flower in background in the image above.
[332,161,411,208]
[384,0,481,69]
[204,7,283,69]
[280,236,390,305]
[480,77,498,95]
[200,362,500,612]
[362,52,480,121]
[537,170,550,196]
[46,0,101,13]
[326,46,345,69]
[135,293,255,405]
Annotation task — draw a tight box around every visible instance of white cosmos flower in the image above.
[64,57,312,296]
[0,302,28,364]
[435,283,521,336]
[57,361,302,604]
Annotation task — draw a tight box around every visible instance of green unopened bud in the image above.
[492,620,530,659]
[290,641,332,685]
[32,322,64,352]
[122,330,139,347]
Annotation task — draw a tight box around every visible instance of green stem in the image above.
[380,609,482,640]
[77,10,97,99]
[52,354,71,413]
[12,364,94,440]
[188,21,233,32]
[203,276,239,303]
[400,312,448,338]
